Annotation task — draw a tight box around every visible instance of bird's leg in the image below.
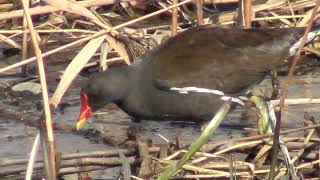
[270,70,280,100]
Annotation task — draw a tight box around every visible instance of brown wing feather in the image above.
[147,26,302,94]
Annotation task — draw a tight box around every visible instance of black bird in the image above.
[77,25,317,130]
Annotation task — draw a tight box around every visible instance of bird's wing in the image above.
[147,26,301,94]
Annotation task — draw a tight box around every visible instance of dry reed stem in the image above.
[58,166,104,176]
[0,29,97,34]
[21,0,56,179]
[154,148,319,178]
[0,157,137,176]
[0,0,192,74]
[287,1,297,24]
[203,0,239,3]
[269,12,294,25]
[270,98,320,106]
[202,137,317,164]
[171,0,178,36]
[253,0,286,12]
[21,0,28,75]
[25,133,40,180]
[0,149,142,167]
[202,161,256,172]
[298,6,320,26]
[203,123,320,152]
[213,140,264,155]
[181,150,227,161]
[292,128,315,163]
[42,0,101,23]
[195,0,204,25]
[0,32,23,44]
[296,159,320,169]
[253,15,307,21]
[243,0,252,27]
[0,128,318,178]
[42,0,130,64]
[218,0,316,25]
[163,150,183,161]
[0,28,96,45]
[183,164,230,176]
[0,0,134,20]
[0,34,21,49]
[169,158,320,178]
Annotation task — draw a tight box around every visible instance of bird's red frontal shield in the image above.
[77,91,92,130]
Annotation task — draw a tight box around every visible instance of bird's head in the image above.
[76,67,131,130]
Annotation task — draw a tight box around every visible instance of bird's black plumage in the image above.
[82,25,305,121]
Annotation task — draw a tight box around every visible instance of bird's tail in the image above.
[289,25,320,56]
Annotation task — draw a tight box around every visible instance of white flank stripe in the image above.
[170,87,225,95]
[221,96,245,106]
[170,86,246,106]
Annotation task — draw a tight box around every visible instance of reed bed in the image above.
[0,0,320,179]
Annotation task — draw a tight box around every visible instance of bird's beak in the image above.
[77,91,92,131]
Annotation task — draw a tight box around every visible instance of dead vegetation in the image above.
[0,0,320,179]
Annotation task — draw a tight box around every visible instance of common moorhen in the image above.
[76,25,317,130]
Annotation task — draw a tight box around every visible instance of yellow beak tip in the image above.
[76,120,86,131]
